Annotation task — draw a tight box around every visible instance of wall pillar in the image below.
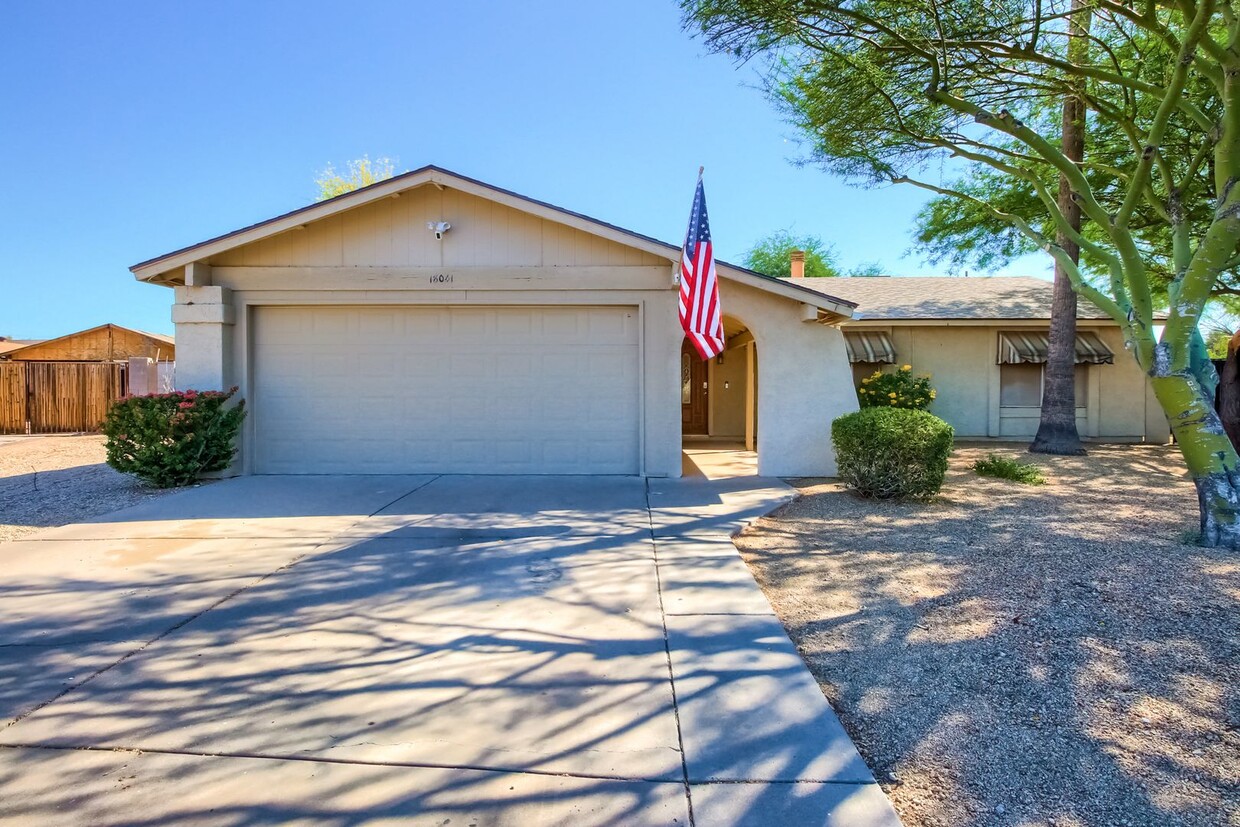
[171,286,235,391]
[745,342,757,451]
[754,319,856,477]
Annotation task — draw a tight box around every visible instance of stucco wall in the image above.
[720,280,858,476]
[845,322,1170,442]
[708,340,750,438]
[888,326,994,436]
[1094,326,1169,441]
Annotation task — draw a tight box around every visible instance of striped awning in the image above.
[844,331,897,364]
[997,331,1115,365]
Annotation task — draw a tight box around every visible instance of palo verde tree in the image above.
[315,156,397,201]
[684,0,1240,547]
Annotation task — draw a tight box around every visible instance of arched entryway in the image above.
[681,315,758,478]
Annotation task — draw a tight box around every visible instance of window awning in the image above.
[844,331,897,364]
[997,331,1115,365]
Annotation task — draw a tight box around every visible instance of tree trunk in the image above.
[1032,0,1087,456]
[1031,253,1086,454]
[1152,370,1240,548]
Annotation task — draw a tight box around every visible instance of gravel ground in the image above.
[736,443,1239,827]
[0,435,173,543]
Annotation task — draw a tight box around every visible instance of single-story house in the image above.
[131,166,859,477]
[0,324,175,363]
[789,275,1170,442]
[0,325,175,434]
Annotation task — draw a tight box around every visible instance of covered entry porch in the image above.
[681,314,758,454]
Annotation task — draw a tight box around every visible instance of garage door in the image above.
[251,306,641,474]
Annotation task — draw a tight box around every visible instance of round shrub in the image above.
[103,387,246,488]
[857,365,936,410]
[832,407,954,499]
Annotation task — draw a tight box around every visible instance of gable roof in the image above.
[0,324,173,360]
[790,276,1115,321]
[130,165,855,319]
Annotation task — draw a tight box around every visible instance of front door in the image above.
[681,340,708,435]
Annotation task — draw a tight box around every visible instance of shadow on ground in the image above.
[740,444,1239,827]
[0,473,892,826]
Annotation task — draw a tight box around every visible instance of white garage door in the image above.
[251,306,641,474]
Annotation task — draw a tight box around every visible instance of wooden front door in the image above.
[681,340,708,435]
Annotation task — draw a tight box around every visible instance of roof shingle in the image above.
[788,276,1114,321]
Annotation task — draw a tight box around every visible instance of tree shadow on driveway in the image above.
[0,473,889,826]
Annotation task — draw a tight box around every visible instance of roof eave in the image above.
[131,165,452,281]
[128,165,858,318]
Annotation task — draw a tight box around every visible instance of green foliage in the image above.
[846,260,887,277]
[911,134,1240,318]
[1205,328,1234,360]
[682,0,1240,544]
[972,452,1046,485]
[315,156,397,201]
[856,365,936,410]
[103,388,246,488]
[831,408,954,500]
[912,165,1046,275]
[743,230,840,278]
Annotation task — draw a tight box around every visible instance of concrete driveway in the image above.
[0,474,898,826]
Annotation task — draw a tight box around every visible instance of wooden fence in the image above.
[0,362,127,434]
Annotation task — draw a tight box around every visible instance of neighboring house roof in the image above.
[789,276,1116,321]
[130,164,856,319]
[0,339,42,356]
[1,324,174,360]
[132,329,176,346]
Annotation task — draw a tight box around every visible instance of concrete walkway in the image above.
[0,472,899,826]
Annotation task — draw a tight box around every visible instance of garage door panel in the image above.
[253,306,640,475]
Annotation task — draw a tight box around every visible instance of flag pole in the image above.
[680,166,704,258]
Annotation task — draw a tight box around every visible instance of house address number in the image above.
[428,274,453,284]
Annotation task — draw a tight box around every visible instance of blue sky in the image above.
[0,1,1048,339]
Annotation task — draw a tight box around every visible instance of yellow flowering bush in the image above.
[857,365,936,411]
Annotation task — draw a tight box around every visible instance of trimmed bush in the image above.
[857,364,936,410]
[972,452,1046,485]
[103,387,246,488]
[832,407,954,499]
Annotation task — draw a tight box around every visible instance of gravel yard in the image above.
[736,443,1238,827]
[0,435,173,543]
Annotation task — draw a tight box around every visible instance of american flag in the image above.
[679,171,724,360]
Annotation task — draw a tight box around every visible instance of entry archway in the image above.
[680,315,758,477]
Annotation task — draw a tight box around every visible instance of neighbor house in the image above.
[0,323,174,363]
[791,274,1170,442]
[130,165,860,477]
[0,324,176,434]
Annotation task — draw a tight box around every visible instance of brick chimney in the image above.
[789,249,806,279]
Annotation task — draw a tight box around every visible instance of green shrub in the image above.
[972,452,1046,485]
[832,408,954,499]
[857,365,936,410]
[103,387,246,488]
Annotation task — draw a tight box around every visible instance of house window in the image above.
[1000,364,1088,407]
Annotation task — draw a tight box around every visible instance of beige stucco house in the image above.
[130,166,859,477]
[791,275,1171,443]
